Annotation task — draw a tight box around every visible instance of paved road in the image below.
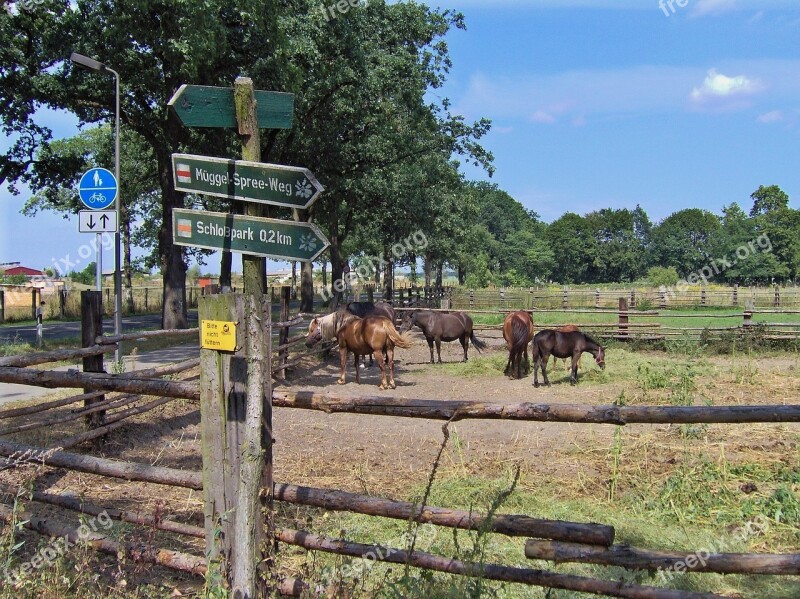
[0,312,199,344]
[0,343,200,406]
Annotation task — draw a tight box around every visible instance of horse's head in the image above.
[305,317,323,348]
[595,345,606,370]
[398,310,417,334]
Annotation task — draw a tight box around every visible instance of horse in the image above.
[502,311,535,379]
[399,309,486,363]
[345,302,396,366]
[532,330,605,387]
[552,324,582,370]
[306,311,411,389]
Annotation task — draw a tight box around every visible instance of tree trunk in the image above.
[435,260,443,287]
[458,264,466,286]
[424,255,432,287]
[157,155,188,329]
[121,200,134,314]
[382,254,393,303]
[300,260,314,313]
[219,251,233,289]
[321,261,327,288]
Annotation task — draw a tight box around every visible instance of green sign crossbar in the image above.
[172,208,329,262]
[172,153,324,209]
[168,84,294,129]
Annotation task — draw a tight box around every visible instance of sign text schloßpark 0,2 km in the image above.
[172,208,329,263]
[171,153,323,210]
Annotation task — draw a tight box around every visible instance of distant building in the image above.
[3,266,44,277]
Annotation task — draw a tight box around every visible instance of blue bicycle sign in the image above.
[79,168,117,210]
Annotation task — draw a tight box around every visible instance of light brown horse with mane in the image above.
[502,310,535,379]
[306,310,412,389]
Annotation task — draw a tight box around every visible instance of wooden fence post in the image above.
[562,286,569,310]
[59,288,66,319]
[630,289,636,309]
[277,287,290,380]
[0,289,4,324]
[469,289,474,309]
[31,289,38,321]
[595,289,600,309]
[701,287,706,306]
[659,288,667,310]
[774,285,780,308]
[733,284,738,307]
[618,297,629,340]
[81,291,105,438]
[199,292,272,597]
[144,287,149,312]
[367,285,374,304]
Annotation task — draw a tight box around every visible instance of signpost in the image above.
[79,210,117,233]
[172,208,329,262]
[78,168,119,291]
[171,153,324,209]
[168,84,293,129]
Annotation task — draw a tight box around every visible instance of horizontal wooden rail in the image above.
[272,391,800,424]
[0,344,117,368]
[275,482,613,545]
[0,504,206,576]
[96,327,199,345]
[524,540,800,575]
[277,528,722,599]
[0,391,105,420]
[0,366,201,400]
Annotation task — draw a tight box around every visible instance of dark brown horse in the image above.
[532,329,605,387]
[306,311,411,389]
[399,310,487,363]
[553,324,582,370]
[502,311,535,379]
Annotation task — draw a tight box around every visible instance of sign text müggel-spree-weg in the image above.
[171,153,324,210]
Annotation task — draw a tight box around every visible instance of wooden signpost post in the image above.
[169,78,326,597]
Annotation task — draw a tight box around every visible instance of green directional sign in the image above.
[172,208,329,262]
[172,153,324,209]
[168,84,294,129]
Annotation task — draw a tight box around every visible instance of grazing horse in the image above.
[306,311,411,389]
[553,324,582,370]
[502,311,535,379]
[400,310,487,363]
[532,330,605,387]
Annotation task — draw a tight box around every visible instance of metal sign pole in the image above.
[96,233,102,292]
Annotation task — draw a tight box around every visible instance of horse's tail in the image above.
[470,331,487,352]
[511,317,530,354]
[385,322,413,349]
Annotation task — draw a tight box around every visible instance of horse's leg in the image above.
[338,347,347,385]
[541,352,551,386]
[435,338,442,364]
[354,353,361,384]
[523,346,530,376]
[387,345,397,389]
[374,349,388,390]
[570,352,579,385]
[426,337,435,364]
[460,334,468,362]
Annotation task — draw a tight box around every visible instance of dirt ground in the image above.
[1,330,798,594]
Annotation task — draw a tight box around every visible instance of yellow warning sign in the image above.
[200,319,237,351]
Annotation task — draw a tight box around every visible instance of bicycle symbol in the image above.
[89,192,106,205]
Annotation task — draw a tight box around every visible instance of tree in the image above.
[750,185,789,217]
[545,213,596,284]
[650,209,721,277]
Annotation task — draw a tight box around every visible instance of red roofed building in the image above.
[3,266,44,276]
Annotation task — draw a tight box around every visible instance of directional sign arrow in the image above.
[171,153,324,209]
[168,84,294,129]
[100,214,110,227]
[86,215,96,229]
[78,210,118,233]
[172,208,329,262]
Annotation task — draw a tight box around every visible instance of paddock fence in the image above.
[0,291,799,597]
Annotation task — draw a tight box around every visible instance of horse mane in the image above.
[317,310,358,341]
[582,334,602,351]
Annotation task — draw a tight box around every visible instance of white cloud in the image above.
[690,0,738,17]
[690,69,761,106]
[757,110,784,123]
[452,61,800,124]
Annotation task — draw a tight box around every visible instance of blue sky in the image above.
[2,0,799,272]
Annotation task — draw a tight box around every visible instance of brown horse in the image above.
[532,329,605,387]
[553,324,582,370]
[399,309,487,363]
[306,311,411,389]
[502,311,534,379]
[345,301,395,366]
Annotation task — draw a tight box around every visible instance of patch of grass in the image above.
[433,354,508,377]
